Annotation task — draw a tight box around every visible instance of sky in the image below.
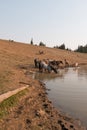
[0,0,87,50]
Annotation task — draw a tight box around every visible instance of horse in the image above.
[64,59,69,67]
[49,60,63,66]
[34,58,39,68]
[38,60,58,73]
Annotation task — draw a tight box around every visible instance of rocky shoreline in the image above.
[0,75,86,130]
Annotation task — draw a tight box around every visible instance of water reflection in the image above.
[78,66,87,79]
[33,68,69,81]
[34,66,87,127]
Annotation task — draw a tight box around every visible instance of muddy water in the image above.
[34,66,87,127]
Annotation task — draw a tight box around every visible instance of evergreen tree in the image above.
[30,38,33,45]
[39,41,46,46]
[59,43,65,50]
[75,44,87,53]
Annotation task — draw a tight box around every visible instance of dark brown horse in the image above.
[49,60,63,66]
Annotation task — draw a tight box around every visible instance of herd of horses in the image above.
[34,58,78,74]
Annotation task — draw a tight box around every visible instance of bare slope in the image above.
[0,39,87,129]
[0,39,87,65]
[0,39,87,93]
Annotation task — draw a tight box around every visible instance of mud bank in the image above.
[0,77,86,130]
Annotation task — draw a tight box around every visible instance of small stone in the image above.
[26,119,31,124]
[70,125,74,128]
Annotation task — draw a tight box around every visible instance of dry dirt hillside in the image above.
[0,39,87,64]
[0,39,87,93]
[0,39,87,130]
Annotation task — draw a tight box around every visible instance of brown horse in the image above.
[49,60,63,66]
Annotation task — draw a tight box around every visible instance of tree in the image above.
[30,38,33,45]
[39,41,46,46]
[75,44,87,53]
[59,43,65,50]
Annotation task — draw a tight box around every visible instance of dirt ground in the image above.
[0,39,87,130]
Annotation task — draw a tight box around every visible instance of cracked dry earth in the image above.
[0,79,85,130]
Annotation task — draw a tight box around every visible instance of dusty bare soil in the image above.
[0,39,87,130]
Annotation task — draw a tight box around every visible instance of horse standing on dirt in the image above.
[34,58,39,68]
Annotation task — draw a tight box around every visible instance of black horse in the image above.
[34,58,39,68]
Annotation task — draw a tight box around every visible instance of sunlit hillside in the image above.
[0,39,87,65]
[0,39,87,129]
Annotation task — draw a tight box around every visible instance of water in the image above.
[34,66,87,127]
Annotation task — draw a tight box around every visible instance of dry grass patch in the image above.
[0,88,29,119]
